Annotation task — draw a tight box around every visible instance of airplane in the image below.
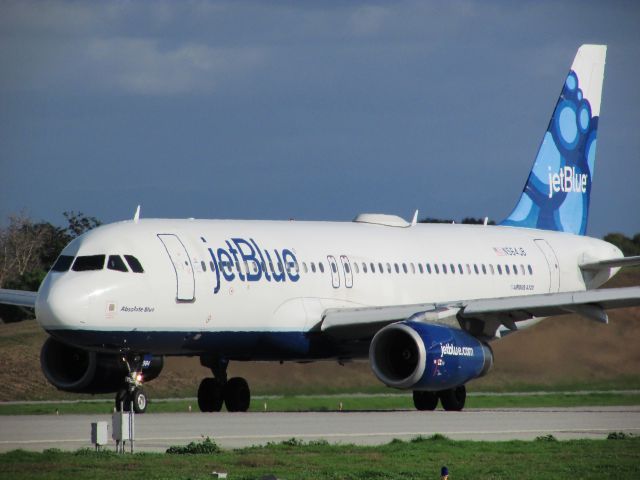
[1,44,639,414]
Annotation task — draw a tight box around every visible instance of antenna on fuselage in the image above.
[411,210,419,226]
[483,216,489,226]
[133,205,141,223]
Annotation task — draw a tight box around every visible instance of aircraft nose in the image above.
[36,273,89,331]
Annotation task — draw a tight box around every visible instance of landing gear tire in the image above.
[197,377,224,412]
[115,387,148,413]
[413,391,439,411]
[439,385,466,411]
[224,377,251,412]
[131,387,148,414]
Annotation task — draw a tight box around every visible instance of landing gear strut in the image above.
[115,355,148,414]
[412,385,467,411]
[197,356,251,412]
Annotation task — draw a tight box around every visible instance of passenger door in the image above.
[340,255,353,288]
[158,234,195,302]
[534,239,560,293]
[327,255,340,288]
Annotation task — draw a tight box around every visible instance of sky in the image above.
[1,0,639,238]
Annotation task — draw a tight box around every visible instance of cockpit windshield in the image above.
[107,255,128,272]
[124,255,144,273]
[51,255,74,272]
[72,255,106,271]
[53,254,144,273]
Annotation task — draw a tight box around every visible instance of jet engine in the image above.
[40,336,163,394]
[369,321,493,391]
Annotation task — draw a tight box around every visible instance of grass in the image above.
[1,391,639,415]
[0,435,639,479]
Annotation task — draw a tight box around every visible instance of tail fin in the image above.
[500,44,607,235]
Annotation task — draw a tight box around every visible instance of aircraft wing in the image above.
[0,289,38,308]
[320,286,640,340]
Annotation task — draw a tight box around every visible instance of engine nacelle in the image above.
[369,321,493,391]
[40,337,163,394]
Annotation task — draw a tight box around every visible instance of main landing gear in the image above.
[115,355,148,414]
[413,385,467,411]
[197,356,251,412]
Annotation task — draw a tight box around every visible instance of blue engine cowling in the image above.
[369,321,493,391]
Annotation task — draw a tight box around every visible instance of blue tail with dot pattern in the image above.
[501,45,607,236]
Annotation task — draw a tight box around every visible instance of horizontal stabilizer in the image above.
[580,255,640,271]
[0,289,37,308]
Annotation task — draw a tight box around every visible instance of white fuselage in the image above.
[35,217,621,358]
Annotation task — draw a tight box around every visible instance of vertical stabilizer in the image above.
[501,45,607,235]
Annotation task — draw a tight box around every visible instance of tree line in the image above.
[0,213,638,323]
[0,212,100,322]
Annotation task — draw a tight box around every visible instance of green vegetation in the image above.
[166,437,220,454]
[604,232,640,256]
[1,435,638,479]
[2,390,639,416]
[0,212,101,322]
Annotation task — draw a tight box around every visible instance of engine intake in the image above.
[40,337,163,394]
[369,321,493,391]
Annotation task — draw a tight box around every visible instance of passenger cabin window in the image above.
[72,255,105,271]
[124,255,144,273]
[51,255,74,272]
[107,255,128,272]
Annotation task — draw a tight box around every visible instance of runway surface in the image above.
[1,406,639,452]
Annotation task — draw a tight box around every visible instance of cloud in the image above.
[0,1,267,95]
[85,38,266,95]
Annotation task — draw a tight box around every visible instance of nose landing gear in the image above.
[115,355,148,414]
[197,356,251,412]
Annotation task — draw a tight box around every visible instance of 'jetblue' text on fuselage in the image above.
[206,238,299,294]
